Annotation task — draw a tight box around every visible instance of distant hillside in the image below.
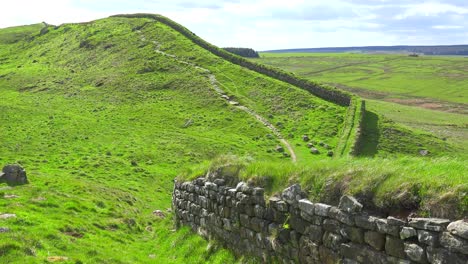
[264,45,468,55]
[223,47,259,58]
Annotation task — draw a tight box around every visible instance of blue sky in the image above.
[1,0,467,50]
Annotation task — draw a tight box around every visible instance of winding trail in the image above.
[137,30,297,162]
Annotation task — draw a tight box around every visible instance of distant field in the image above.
[254,53,468,153]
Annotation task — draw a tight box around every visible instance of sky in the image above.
[1,0,467,50]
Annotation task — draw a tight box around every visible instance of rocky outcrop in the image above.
[173,178,468,263]
[0,164,28,186]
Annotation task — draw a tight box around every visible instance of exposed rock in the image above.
[404,243,428,263]
[152,210,166,219]
[339,195,363,214]
[310,147,320,154]
[275,145,284,153]
[1,164,28,186]
[365,231,386,251]
[0,213,16,219]
[409,218,450,232]
[447,220,468,240]
[439,231,468,255]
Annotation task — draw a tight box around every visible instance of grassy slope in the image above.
[0,17,344,263]
[254,52,467,156]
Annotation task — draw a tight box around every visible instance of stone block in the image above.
[400,227,417,240]
[323,231,345,250]
[314,203,331,217]
[290,215,308,234]
[404,243,428,263]
[409,218,450,232]
[341,226,365,244]
[329,206,354,226]
[239,214,250,227]
[365,231,386,251]
[385,235,406,259]
[306,225,324,242]
[376,219,400,237]
[426,246,466,264]
[439,231,468,255]
[447,220,468,240]
[418,230,439,247]
[298,199,315,216]
[281,184,304,206]
[323,218,341,233]
[339,195,363,214]
[319,245,342,264]
[355,215,377,230]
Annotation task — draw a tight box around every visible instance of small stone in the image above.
[1,164,28,186]
[339,195,363,213]
[447,220,468,239]
[409,218,450,232]
[327,151,334,157]
[418,230,439,246]
[152,210,166,219]
[400,227,417,240]
[0,227,10,233]
[275,145,284,153]
[310,147,319,154]
[307,142,314,148]
[302,135,310,142]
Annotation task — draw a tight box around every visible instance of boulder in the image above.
[275,145,284,153]
[1,164,28,186]
[447,220,468,240]
[339,195,363,213]
[302,135,310,142]
[439,232,468,255]
[310,147,319,154]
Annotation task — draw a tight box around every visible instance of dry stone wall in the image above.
[173,177,468,263]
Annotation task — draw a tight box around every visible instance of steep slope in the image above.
[0,16,346,262]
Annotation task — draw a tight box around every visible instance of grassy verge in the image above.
[179,155,467,219]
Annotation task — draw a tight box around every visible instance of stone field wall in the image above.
[173,177,468,263]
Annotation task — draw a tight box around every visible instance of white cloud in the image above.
[432,25,464,29]
[395,2,468,19]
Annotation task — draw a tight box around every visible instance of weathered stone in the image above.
[281,184,304,206]
[277,228,291,244]
[341,226,365,244]
[329,206,354,226]
[440,231,468,255]
[323,231,345,250]
[302,135,310,142]
[365,231,386,251]
[213,178,225,186]
[310,147,319,154]
[386,255,412,264]
[339,195,363,214]
[306,225,323,242]
[418,230,439,247]
[319,245,341,264]
[1,164,28,185]
[314,203,331,216]
[290,215,308,234]
[447,220,468,240]
[323,218,341,233]
[386,235,406,259]
[0,213,16,220]
[340,243,365,262]
[387,217,406,226]
[254,205,265,218]
[409,218,450,232]
[426,246,466,264]
[298,199,315,216]
[355,215,377,230]
[404,243,428,263]
[276,201,288,212]
[376,219,400,237]
[239,214,250,227]
[250,217,264,233]
[301,213,323,225]
[252,187,264,196]
[0,227,10,233]
[400,227,417,240]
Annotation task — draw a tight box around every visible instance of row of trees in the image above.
[222,47,259,58]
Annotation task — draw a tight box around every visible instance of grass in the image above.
[0,16,346,262]
[253,52,468,155]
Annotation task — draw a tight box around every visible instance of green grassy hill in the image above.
[0,16,349,263]
[0,15,466,263]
